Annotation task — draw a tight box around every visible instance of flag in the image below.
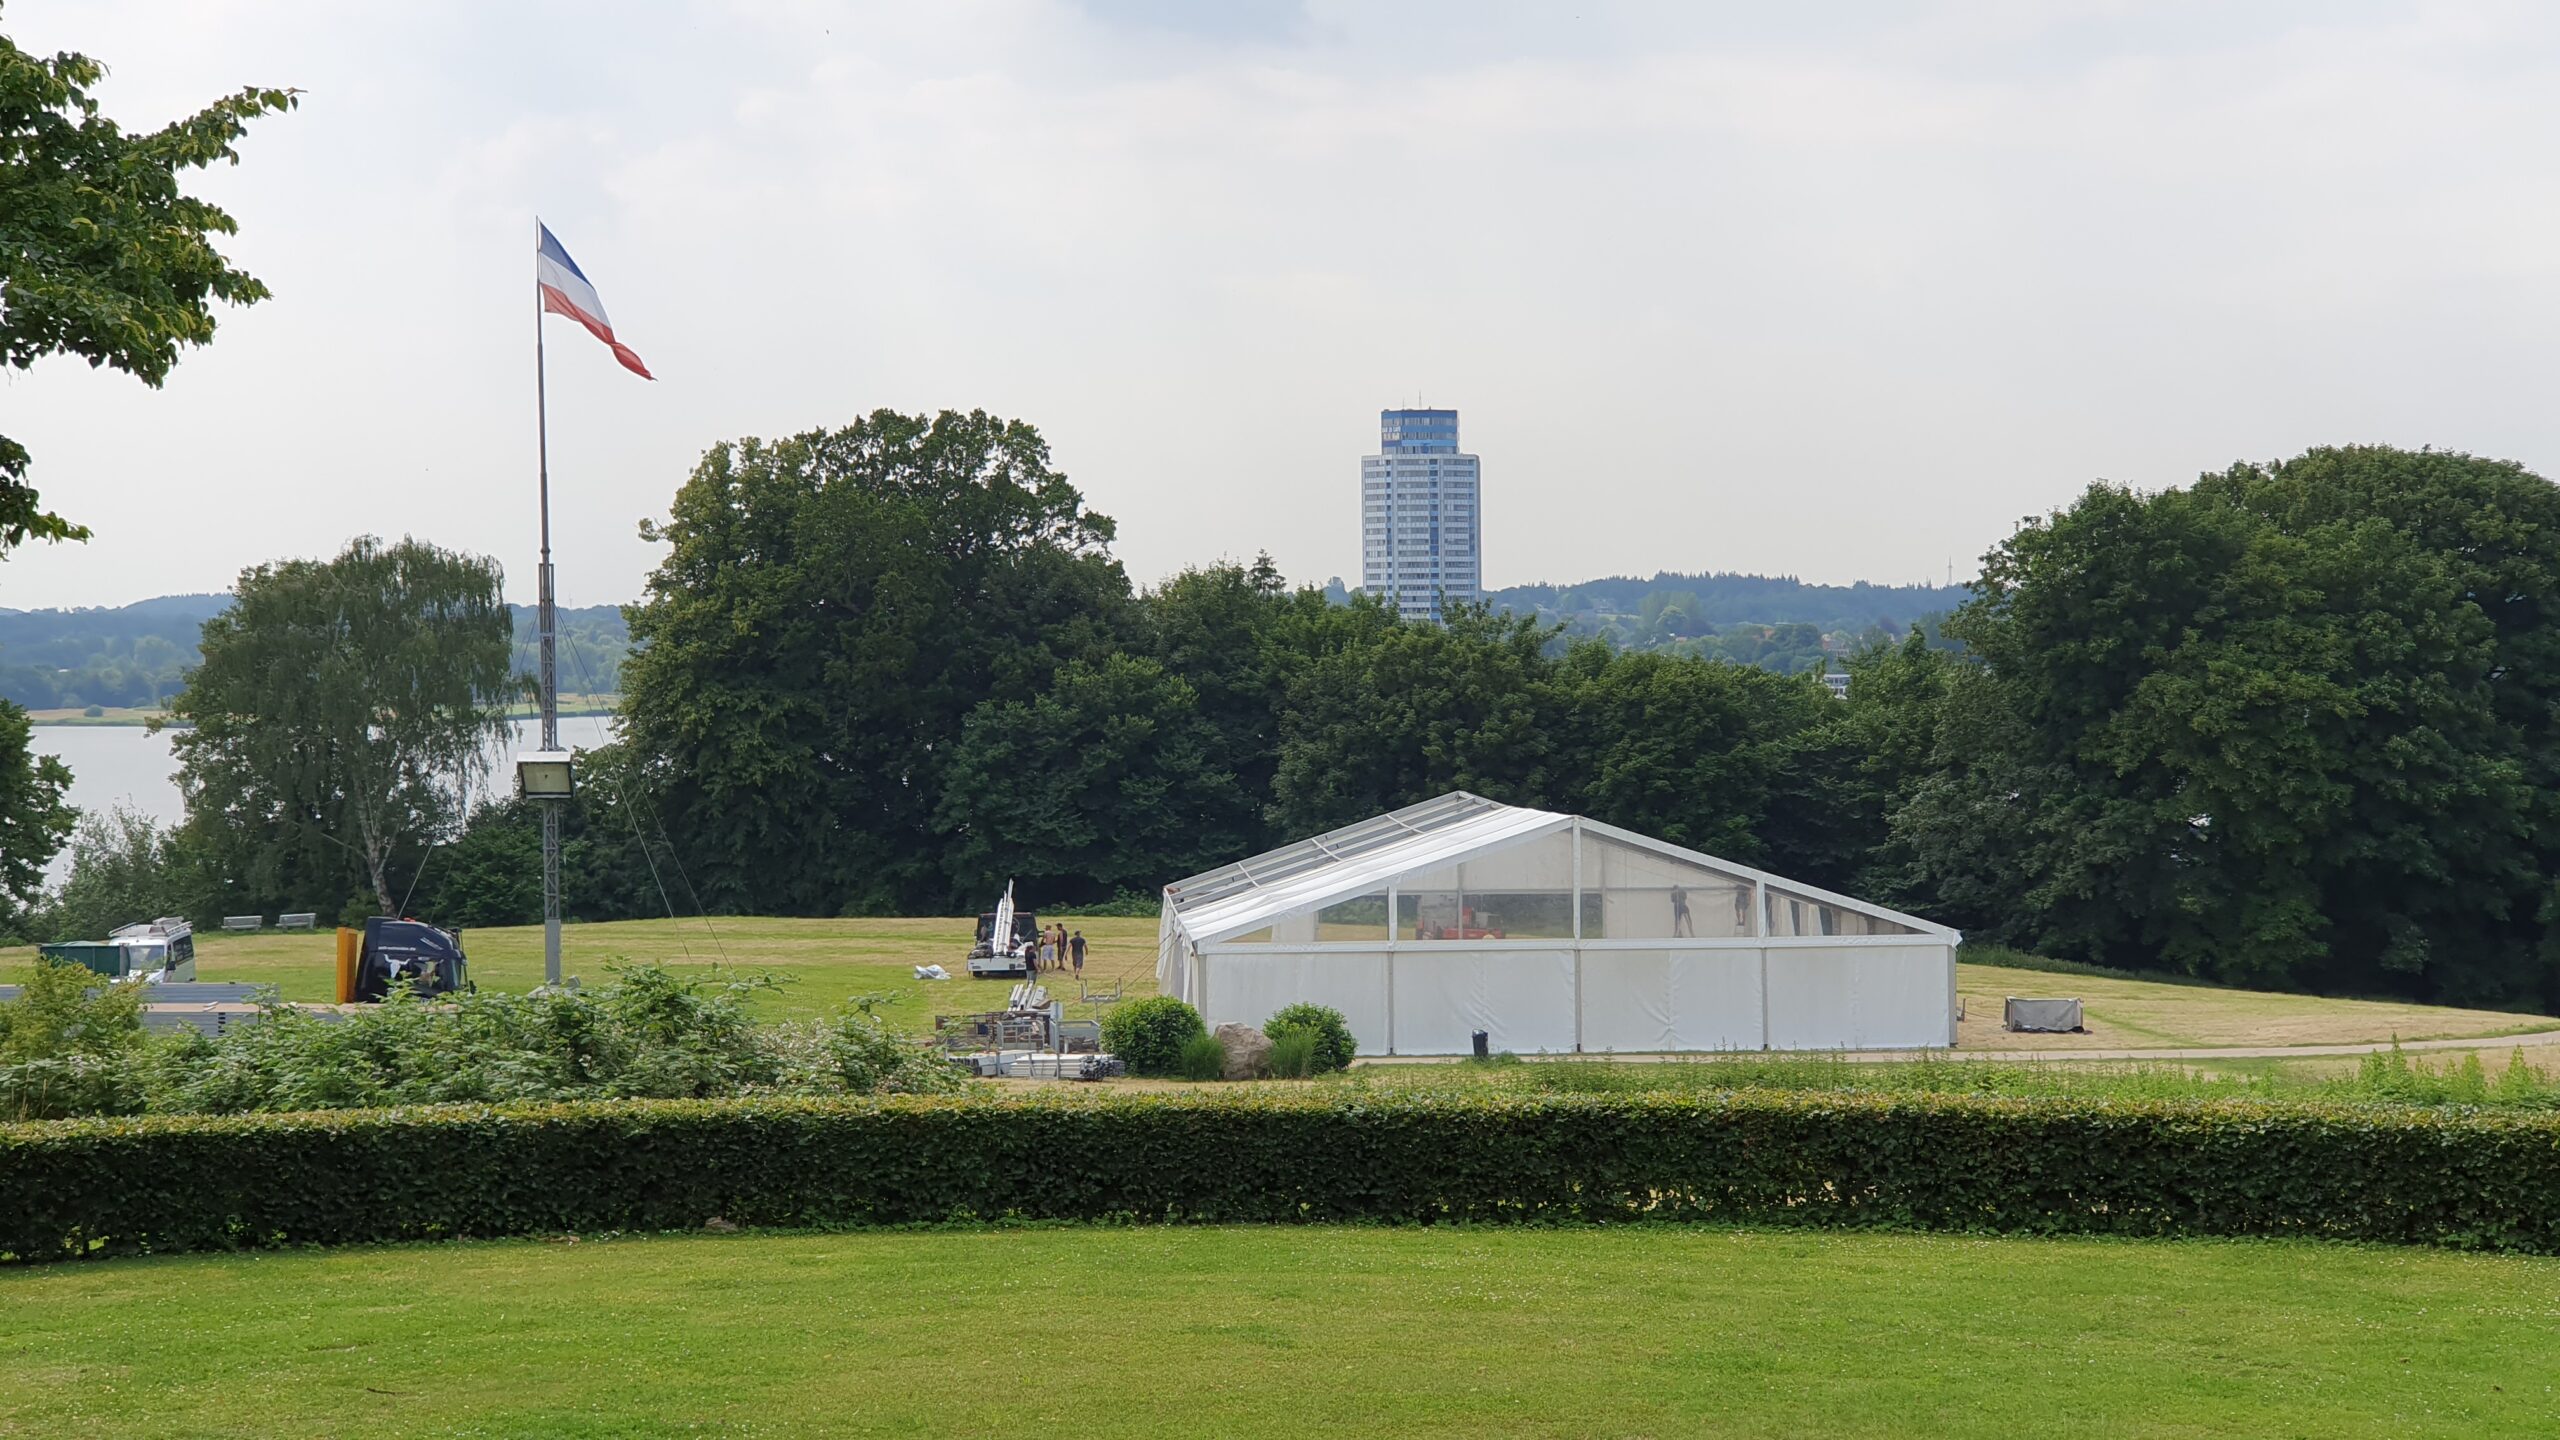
[536,222,652,379]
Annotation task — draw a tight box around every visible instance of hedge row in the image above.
[4,1090,2556,1260]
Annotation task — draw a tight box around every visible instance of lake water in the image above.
[28,715,616,884]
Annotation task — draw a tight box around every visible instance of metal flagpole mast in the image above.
[535,220,563,988]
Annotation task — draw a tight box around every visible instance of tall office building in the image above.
[1360,408,1482,622]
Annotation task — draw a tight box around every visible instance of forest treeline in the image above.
[406,424,2560,1012]
[1485,573,1968,671]
[0,600,631,709]
[16,414,2560,1014]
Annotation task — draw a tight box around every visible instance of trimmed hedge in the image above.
[3,1091,2556,1261]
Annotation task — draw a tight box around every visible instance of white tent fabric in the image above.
[1157,792,1961,1055]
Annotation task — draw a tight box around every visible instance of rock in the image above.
[702,1216,738,1233]
[1215,1023,1272,1080]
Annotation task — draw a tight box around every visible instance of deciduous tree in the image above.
[0,24,293,550]
[0,699,71,936]
[169,537,514,920]
[619,410,1132,914]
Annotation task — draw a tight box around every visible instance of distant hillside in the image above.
[1485,571,1972,673]
[0,595,631,710]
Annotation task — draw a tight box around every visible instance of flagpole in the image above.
[534,220,563,989]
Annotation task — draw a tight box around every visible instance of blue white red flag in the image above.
[536,222,652,378]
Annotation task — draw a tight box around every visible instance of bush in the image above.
[815,1003,968,1097]
[1176,1032,1226,1081]
[5,1091,2559,1261]
[1262,1003,1356,1074]
[0,958,147,1120]
[1265,1031,1320,1079]
[118,965,964,1116]
[1100,996,1205,1077]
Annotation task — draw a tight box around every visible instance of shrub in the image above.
[818,1003,967,1097]
[1265,1031,1321,1079]
[1176,1032,1226,1081]
[0,957,150,1121]
[131,965,964,1115]
[1100,996,1205,1077]
[5,1091,2560,1262]
[1262,1003,1357,1073]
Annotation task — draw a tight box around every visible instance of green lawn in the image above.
[0,1226,2550,1437]
[0,916,1165,1031]
[6,914,2549,1051]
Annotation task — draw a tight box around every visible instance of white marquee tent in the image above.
[1156,792,1961,1055]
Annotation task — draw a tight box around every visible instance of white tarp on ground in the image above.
[1159,792,1962,1056]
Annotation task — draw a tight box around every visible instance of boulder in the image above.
[1215,1023,1272,1080]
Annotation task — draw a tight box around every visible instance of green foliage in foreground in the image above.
[6,1228,2553,1440]
[0,960,961,1122]
[6,1088,2557,1260]
[0,32,295,550]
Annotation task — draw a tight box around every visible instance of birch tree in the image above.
[170,537,514,919]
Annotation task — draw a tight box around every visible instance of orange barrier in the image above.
[334,927,359,1004]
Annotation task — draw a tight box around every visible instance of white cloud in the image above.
[8,0,2560,609]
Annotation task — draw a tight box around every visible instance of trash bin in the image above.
[1471,1030,1490,1059]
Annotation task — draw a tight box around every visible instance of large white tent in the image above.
[1156,792,1961,1055]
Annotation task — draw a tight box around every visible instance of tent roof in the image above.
[1164,792,1569,945]
[1161,791,1960,947]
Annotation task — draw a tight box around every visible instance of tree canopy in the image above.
[0,24,293,551]
[169,536,514,921]
[0,698,71,935]
[618,410,1133,914]
[1899,446,2560,1008]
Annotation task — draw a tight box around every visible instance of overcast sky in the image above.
[8,0,2560,611]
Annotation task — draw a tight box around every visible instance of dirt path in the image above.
[1882,1028,2560,1063]
[1352,1028,2560,1066]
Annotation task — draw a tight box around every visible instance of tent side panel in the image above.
[1199,950,1393,1057]
[1390,948,1576,1055]
[1156,905,1188,1004]
[1579,949,1765,1052]
[1765,943,1953,1050]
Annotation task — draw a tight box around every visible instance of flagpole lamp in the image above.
[523,218,570,990]
[521,219,653,990]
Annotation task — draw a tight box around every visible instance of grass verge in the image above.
[0,1226,2551,1438]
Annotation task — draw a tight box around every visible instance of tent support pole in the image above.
[1384,881,1397,1055]
[1756,878,1770,1050]
[1570,818,1583,1053]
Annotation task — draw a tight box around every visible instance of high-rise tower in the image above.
[1360,408,1481,621]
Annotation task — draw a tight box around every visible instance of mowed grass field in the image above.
[6,915,2551,1048]
[3,916,1167,1030]
[1950,960,2552,1051]
[0,1226,2552,1438]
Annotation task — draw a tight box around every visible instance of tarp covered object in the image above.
[2004,997,2084,1032]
